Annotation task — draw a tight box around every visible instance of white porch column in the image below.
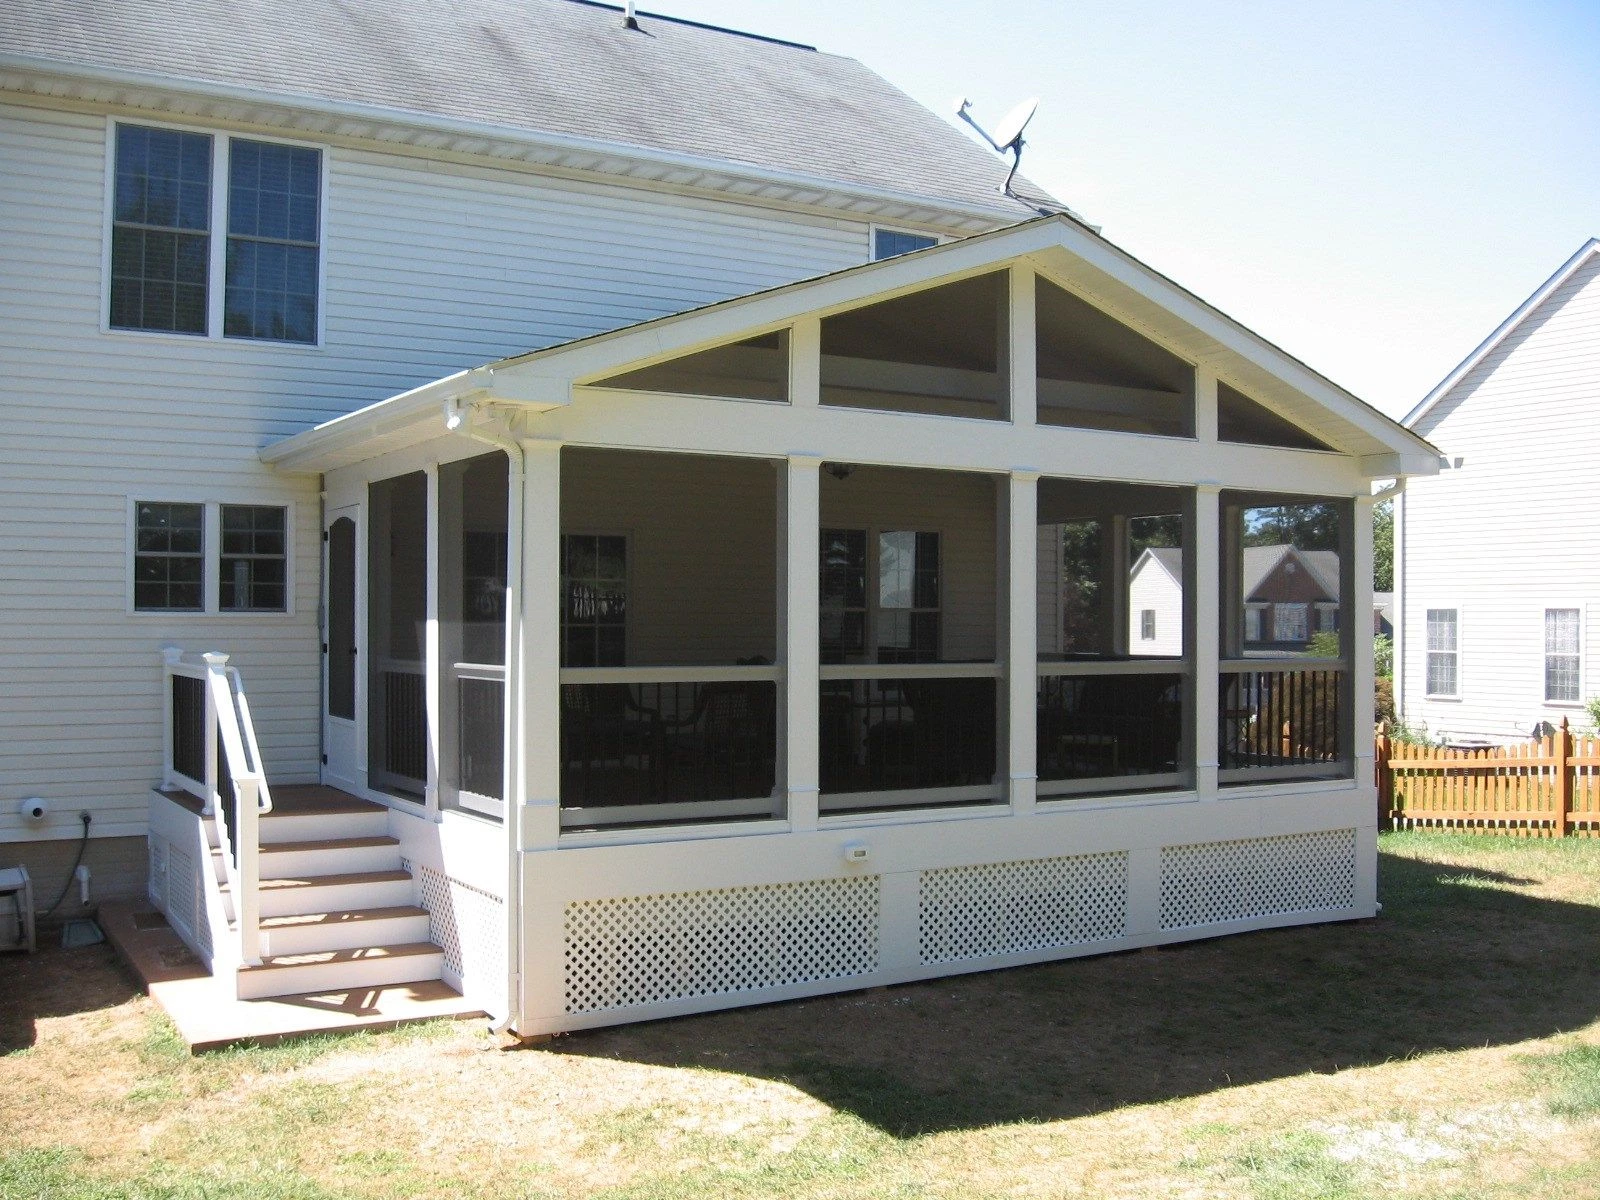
[1194,366,1219,442]
[519,439,563,849]
[1193,484,1222,797]
[1007,470,1039,812]
[1008,266,1036,426]
[784,454,822,831]
[1351,494,1376,779]
[424,464,441,810]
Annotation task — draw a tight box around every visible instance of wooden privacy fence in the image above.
[1377,718,1600,837]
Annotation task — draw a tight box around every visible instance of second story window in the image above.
[111,126,212,335]
[872,228,938,260]
[109,123,322,345]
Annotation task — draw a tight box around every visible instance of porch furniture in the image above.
[660,681,776,803]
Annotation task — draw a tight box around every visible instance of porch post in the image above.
[1351,494,1376,778]
[1007,470,1039,813]
[1008,265,1036,427]
[1194,367,1219,442]
[519,439,563,849]
[424,464,441,810]
[784,454,822,831]
[1193,485,1222,797]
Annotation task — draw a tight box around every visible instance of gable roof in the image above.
[1241,545,1339,600]
[0,0,1058,227]
[262,214,1443,474]
[1405,238,1600,432]
[1131,547,1184,587]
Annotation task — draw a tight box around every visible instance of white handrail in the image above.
[161,648,270,968]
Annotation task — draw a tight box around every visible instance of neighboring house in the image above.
[0,0,1437,1036]
[1373,592,1394,641]
[1128,548,1185,657]
[1397,239,1600,744]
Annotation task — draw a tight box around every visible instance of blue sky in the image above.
[654,1,1599,418]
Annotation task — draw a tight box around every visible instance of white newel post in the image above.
[1008,470,1039,813]
[201,651,225,816]
[1193,486,1222,798]
[784,454,822,831]
[520,439,563,850]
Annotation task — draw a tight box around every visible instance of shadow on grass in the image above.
[552,850,1600,1138]
[0,942,140,1053]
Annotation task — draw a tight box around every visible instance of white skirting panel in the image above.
[515,782,1378,1036]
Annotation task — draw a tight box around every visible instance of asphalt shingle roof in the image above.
[1,0,1059,215]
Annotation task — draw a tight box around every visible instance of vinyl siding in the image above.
[0,98,876,845]
[1400,251,1600,742]
[1128,559,1185,657]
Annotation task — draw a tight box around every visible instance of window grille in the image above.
[220,505,288,611]
[1545,608,1581,703]
[1426,608,1458,697]
[134,502,205,611]
[110,125,212,334]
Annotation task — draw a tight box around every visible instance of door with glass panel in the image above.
[322,506,361,794]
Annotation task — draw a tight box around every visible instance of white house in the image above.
[1397,239,1600,744]
[1,0,1437,1036]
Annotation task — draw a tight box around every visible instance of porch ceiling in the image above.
[260,214,1440,476]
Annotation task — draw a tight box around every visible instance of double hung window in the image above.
[1425,609,1458,697]
[110,122,322,344]
[1545,608,1581,704]
[561,535,628,668]
[820,529,940,663]
[133,501,289,613]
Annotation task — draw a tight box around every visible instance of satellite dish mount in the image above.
[954,96,1039,196]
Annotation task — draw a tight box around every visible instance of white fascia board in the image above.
[0,54,1040,234]
[1404,238,1600,431]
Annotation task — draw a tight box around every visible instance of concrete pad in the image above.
[102,901,484,1052]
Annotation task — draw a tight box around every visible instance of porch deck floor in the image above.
[101,901,484,1052]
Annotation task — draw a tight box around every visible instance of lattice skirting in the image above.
[563,876,881,1014]
[1158,828,1357,931]
[918,851,1128,964]
[403,858,506,993]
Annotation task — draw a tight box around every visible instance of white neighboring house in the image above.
[1128,548,1185,657]
[1397,238,1600,744]
[1,0,1439,1034]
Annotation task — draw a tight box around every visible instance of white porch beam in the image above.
[784,455,822,831]
[1008,266,1036,427]
[519,439,563,849]
[1193,485,1222,797]
[1007,471,1039,813]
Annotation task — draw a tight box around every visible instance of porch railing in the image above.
[559,665,781,828]
[373,658,427,792]
[1037,660,1186,797]
[819,663,1000,811]
[161,648,273,965]
[1219,659,1349,783]
[455,661,505,814]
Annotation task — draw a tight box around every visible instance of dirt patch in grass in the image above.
[4,834,1600,1198]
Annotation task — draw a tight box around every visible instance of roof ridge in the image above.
[561,0,817,51]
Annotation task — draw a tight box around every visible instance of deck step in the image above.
[247,905,432,955]
[258,835,401,878]
[225,870,415,917]
[236,941,445,1000]
[258,803,389,846]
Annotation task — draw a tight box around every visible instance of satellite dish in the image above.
[991,97,1039,152]
[953,96,1041,196]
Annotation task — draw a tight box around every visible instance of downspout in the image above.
[447,397,525,1034]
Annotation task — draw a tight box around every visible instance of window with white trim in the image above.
[1425,608,1458,697]
[109,122,322,344]
[561,534,627,667]
[1273,603,1308,643]
[872,228,938,260]
[132,500,289,613]
[1244,604,1266,643]
[1140,609,1156,641]
[1545,608,1580,703]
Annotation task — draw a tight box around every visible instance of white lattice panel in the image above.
[167,847,196,940]
[563,876,881,1014]
[1159,828,1357,931]
[918,851,1128,964]
[406,859,506,993]
[148,839,167,910]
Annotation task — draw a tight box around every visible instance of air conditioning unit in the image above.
[0,866,36,953]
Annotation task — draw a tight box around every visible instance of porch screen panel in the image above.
[368,472,429,797]
[326,516,356,721]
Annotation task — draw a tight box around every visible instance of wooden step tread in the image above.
[264,787,387,816]
[252,905,429,931]
[259,836,400,853]
[240,942,444,972]
[220,870,411,893]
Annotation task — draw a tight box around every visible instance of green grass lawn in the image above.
[4,831,1600,1199]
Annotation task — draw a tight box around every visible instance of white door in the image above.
[322,506,362,793]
